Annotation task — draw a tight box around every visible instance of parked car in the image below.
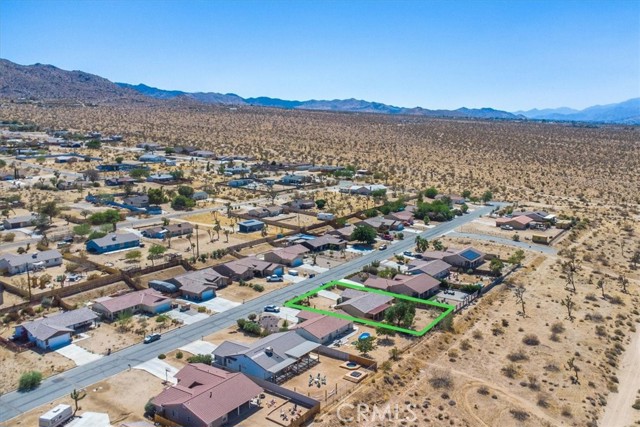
[500,225,514,231]
[382,234,394,241]
[264,305,280,313]
[403,251,414,257]
[266,275,283,282]
[144,333,161,344]
[288,269,299,276]
[379,244,387,250]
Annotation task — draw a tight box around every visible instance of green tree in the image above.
[354,336,377,356]
[39,201,60,223]
[170,169,184,181]
[115,156,124,164]
[376,326,396,345]
[462,189,471,199]
[384,301,416,328]
[315,199,327,209]
[72,223,92,239]
[171,195,196,210]
[89,209,120,225]
[432,239,444,251]
[482,190,493,203]
[70,388,87,415]
[86,140,101,149]
[425,187,438,198]
[18,371,42,391]
[125,250,142,262]
[87,230,107,240]
[130,168,150,179]
[350,224,377,244]
[508,249,525,266]
[148,244,167,265]
[490,258,504,276]
[177,185,195,198]
[147,188,167,204]
[415,236,429,253]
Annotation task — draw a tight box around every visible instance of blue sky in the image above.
[1,0,638,111]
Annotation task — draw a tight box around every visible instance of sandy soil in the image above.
[0,345,75,394]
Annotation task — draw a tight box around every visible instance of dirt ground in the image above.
[2,369,165,427]
[215,279,292,304]
[0,345,75,394]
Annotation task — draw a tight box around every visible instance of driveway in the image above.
[446,231,557,255]
[186,297,241,313]
[300,263,329,273]
[133,359,179,385]
[178,340,218,356]
[166,309,209,325]
[282,274,305,283]
[271,307,300,324]
[56,344,103,366]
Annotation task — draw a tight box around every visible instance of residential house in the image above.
[3,214,35,230]
[347,184,387,196]
[173,146,197,155]
[384,210,414,225]
[0,250,62,275]
[122,195,149,208]
[191,191,208,201]
[248,206,283,218]
[91,289,172,321]
[212,257,283,282]
[292,313,353,345]
[167,268,228,301]
[357,217,404,232]
[289,199,315,210]
[279,174,310,186]
[105,177,136,186]
[435,194,466,205]
[300,235,347,252]
[407,259,452,279]
[54,156,79,164]
[136,142,162,151]
[228,178,253,188]
[224,166,251,175]
[213,331,321,382]
[263,244,309,267]
[147,174,175,184]
[495,215,533,230]
[138,153,167,163]
[142,223,193,239]
[517,211,557,224]
[329,225,355,241]
[86,232,141,254]
[150,363,263,427]
[192,150,216,158]
[364,274,441,299]
[238,219,265,233]
[57,180,93,191]
[97,163,148,172]
[335,289,393,320]
[13,307,98,350]
[421,247,485,270]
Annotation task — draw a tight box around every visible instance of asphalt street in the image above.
[0,203,500,422]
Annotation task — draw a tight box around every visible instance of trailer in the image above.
[39,404,72,427]
[317,212,335,221]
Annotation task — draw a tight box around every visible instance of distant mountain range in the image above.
[516,99,640,124]
[0,59,637,124]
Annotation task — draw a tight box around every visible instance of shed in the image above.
[238,219,265,233]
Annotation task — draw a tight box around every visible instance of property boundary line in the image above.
[284,280,454,336]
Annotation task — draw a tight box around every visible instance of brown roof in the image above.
[292,314,351,340]
[152,363,262,425]
[94,289,170,314]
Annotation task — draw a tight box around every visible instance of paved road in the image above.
[446,231,557,255]
[0,204,501,422]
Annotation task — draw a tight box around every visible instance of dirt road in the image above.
[600,325,640,427]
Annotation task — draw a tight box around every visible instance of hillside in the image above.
[517,98,640,124]
[0,59,146,103]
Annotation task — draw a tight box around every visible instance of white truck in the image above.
[317,212,335,221]
[39,404,73,427]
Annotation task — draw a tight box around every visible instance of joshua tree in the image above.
[70,388,87,415]
[596,277,606,299]
[561,248,582,293]
[224,229,230,243]
[566,357,580,384]
[560,294,576,322]
[514,285,526,317]
[415,236,429,253]
[619,275,629,294]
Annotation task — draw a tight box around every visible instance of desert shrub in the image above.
[491,325,504,336]
[507,349,529,362]
[2,233,16,242]
[501,363,519,378]
[187,354,212,364]
[472,330,483,340]
[550,322,565,334]
[595,325,607,337]
[544,363,560,372]
[158,354,166,359]
[527,375,540,391]
[176,351,183,359]
[550,333,561,342]
[609,295,624,305]
[460,339,472,351]
[236,318,246,328]
[522,334,540,346]
[585,293,597,301]
[197,306,206,313]
[561,406,573,418]
[510,409,529,421]
[18,371,42,391]
[537,393,551,408]
[477,385,490,395]
[632,399,640,410]
[429,369,453,390]
[253,284,265,292]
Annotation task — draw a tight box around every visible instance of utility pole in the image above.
[195,224,200,258]
[25,263,32,301]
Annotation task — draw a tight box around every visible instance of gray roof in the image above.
[4,214,34,225]
[0,249,62,267]
[408,259,452,276]
[20,308,97,341]
[89,232,140,247]
[337,290,393,314]
[214,331,320,372]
